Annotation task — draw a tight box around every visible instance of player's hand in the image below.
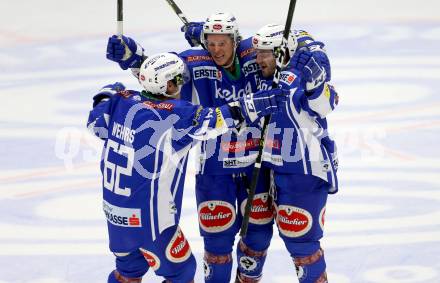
[292,50,327,92]
[180,22,204,47]
[92,82,125,107]
[239,88,289,123]
[106,35,144,70]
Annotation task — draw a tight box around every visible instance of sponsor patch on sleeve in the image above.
[280,71,297,86]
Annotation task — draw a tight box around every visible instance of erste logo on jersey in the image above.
[198,200,235,232]
[166,227,192,263]
[103,200,142,228]
[242,60,259,76]
[193,66,222,81]
[140,249,161,271]
[240,193,273,225]
[276,205,312,237]
[280,71,296,85]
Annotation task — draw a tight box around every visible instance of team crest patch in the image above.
[140,249,161,271]
[295,264,307,280]
[203,259,212,279]
[165,227,192,263]
[239,256,258,272]
[198,201,236,232]
[319,206,326,230]
[276,205,313,237]
[240,193,273,225]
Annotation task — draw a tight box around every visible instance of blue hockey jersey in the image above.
[87,90,239,252]
[262,66,339,193]
[178,37,263,175]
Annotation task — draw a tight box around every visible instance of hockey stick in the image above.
[240,0,298,237]
[164,0,190,25]
[117,0,123,36]
[163,0,205,48]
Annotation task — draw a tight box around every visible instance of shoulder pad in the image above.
[237,37,255,59]
[117,89,134,99]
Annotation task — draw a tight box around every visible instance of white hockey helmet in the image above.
[202,12,241,44]
[139,53,189,97]
[252,24,298,58]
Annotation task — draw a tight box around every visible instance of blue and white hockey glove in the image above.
[236,88,289,124]
[106,35,144,70]
[292,50,327,92]
[180,22,204,47]
[92,82,125,107]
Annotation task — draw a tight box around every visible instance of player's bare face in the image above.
[205,34,235,67]
[255,49,276,78]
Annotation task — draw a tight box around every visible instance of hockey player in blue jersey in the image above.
[182,16,334,283]
[105,12,332,282]
[87,52,288,283]
[106,13,275,283]
[251,24,339,283]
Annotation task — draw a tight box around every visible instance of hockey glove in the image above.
[180,22,204,47]
[106,35,144,70]
[92,82,125,107]
[238,88,289,124]
[292,50,327,92]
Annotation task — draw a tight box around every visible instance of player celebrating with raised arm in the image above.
[252,24,339,283]
[106,13,277,283]
[87,52,287,283]
[105,10,334,282]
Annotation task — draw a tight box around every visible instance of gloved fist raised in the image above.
[291,50,327,92]
[92,82,126,107]
[106,35,144,70]
[238,88,289,124]
[180,22,204,47]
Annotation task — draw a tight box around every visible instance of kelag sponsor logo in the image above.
[103,200,142,228]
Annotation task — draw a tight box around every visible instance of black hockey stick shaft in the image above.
[164,0,190,25]
[240,0,298,237]
[117,0,123,36]
[163,0,205,48]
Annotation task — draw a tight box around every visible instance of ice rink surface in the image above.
[1,0,440,282]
